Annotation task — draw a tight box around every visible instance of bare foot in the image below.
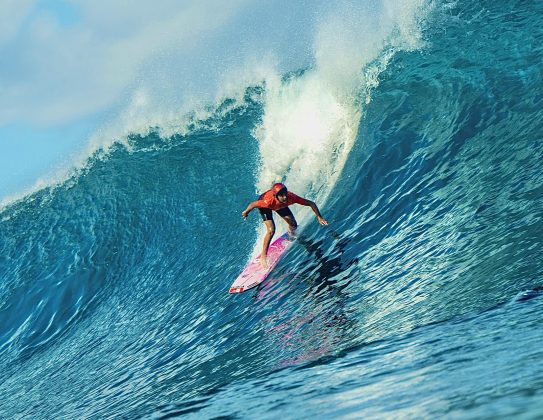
[260,256,268,269]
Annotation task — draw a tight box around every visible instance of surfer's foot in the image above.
[260,256,268,269]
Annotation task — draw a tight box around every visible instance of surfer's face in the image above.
[277,192,288,203]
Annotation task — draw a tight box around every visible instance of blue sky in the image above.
[0,0,88,199]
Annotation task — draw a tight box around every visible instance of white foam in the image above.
[252,0,431,243]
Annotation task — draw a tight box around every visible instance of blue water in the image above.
[1,0,543,418]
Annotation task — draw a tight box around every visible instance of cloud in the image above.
[0,0,254,126]
[0,0,37,46]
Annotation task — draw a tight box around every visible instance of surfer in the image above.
[242,183,328,268]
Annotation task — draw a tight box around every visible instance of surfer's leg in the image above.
[283,216,298,236]
[261,220,275,268]
[278,207,298,236]
[258,207,275,268]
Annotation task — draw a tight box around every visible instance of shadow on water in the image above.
[249,229,362,368]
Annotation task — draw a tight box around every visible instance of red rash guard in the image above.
[255,190,310,211]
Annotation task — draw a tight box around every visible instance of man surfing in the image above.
[242,183,328,268]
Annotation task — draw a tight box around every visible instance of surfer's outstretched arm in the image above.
[242,201,260,218]
[304,200,329,225]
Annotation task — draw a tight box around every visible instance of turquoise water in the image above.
[1,0,543,418]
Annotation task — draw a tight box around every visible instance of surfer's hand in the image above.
[242,210,249,219]
[318,216,329,226]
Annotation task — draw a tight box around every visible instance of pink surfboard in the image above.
[229,233,294,294]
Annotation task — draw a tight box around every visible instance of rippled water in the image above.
[1,0,543,418]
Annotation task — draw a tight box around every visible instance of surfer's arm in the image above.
[242,200,265,218]
[290,193,329,225]
[305,200,329,226]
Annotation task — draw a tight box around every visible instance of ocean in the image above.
[1,0,543,418]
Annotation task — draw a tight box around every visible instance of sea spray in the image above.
[254,0,431,235]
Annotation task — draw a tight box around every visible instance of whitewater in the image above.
[1,0,543,418]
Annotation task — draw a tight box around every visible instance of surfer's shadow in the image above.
[252,234,355,303]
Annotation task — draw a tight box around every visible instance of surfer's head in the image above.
[272,183,288,202]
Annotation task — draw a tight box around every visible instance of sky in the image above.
[0,0,321,202]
